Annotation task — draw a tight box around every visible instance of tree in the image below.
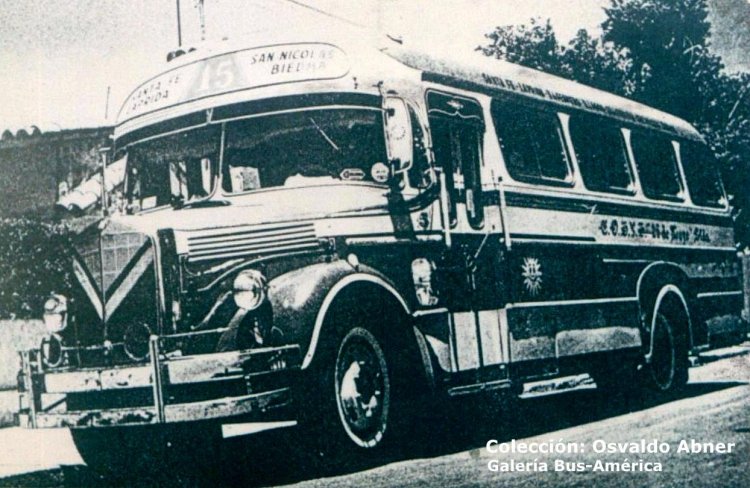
[709,71,750,243]
[480,18,566,77]
[561,29,639,96]
[603,0,723,120]
[479,18,638,96]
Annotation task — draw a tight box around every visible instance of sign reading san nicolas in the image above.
[119,43,350,122]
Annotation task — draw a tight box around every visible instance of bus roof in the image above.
[114,28,410,135]
[115,30,702,143]
[382,45,702,141]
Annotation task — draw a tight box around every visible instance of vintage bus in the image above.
[17,27,747,471]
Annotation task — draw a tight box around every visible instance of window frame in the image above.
[490,96,574,188]
[124,124,222,213]
[404,102,434,191]
[425,89,486,229]
[677,139,729,210]
[628,129,686,203]
[218,105,389,196]
[567,112,636,196]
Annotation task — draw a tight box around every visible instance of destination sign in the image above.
[118,43,350,122]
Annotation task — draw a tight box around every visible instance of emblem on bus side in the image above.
[521,257,543,296]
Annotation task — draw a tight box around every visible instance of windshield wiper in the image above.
[175,173,228,209]
[179,189,228,209]
[309,117,340,152]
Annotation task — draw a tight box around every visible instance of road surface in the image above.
[1,345,748,487]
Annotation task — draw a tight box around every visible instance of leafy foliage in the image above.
[0,219,71,319]
[480,18,638,96]
[603,0,715,115]
[481,18,564,76]
[479,0,750,245]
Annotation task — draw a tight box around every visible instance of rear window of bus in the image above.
[568,114,633,194]
[491,99,571,185]
[630,132,683,201]
[680,141,726,208]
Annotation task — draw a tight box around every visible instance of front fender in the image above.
[268,260,410,369]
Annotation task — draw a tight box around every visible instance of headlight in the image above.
[40,334,63,368]
[233,270,267,311]
[123,323,152,361]
[43,294,68,333]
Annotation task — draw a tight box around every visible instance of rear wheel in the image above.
[591,289,690,398]
[644,307,689,392]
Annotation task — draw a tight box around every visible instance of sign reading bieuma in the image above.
[118,43,350,122]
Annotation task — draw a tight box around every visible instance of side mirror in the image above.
[383,98,413,174]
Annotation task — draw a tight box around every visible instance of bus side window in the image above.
[568,114,633,194]
[491,99,571,185]
[427,91,485,229]
[679,140,727,208]
[631,132,683,201]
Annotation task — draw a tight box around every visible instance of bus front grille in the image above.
[185,222,319,262]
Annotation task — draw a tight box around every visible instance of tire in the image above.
[642,295,689,393]
[298,303,424,466]
[334,327,391,449]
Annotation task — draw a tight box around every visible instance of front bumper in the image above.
[17,335,300,429]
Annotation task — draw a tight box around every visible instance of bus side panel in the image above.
[502,194,743,367]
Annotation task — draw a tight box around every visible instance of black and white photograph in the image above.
[0,1,748,486]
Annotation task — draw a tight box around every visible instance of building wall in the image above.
[0,127,112,218]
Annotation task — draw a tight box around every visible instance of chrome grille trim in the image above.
[184,222,319,262]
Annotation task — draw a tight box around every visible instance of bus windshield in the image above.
[125,126,221,211]
[123,107,392,212]
[221,108,389,193]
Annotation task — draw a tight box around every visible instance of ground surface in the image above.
[0,344,748,487]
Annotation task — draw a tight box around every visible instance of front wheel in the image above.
[334,327,391,448]
[299,310,426,467]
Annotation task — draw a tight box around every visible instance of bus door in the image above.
[426,90,509,385]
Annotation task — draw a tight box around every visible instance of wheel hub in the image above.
[335,331,390,448]
[340,359,381,428]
